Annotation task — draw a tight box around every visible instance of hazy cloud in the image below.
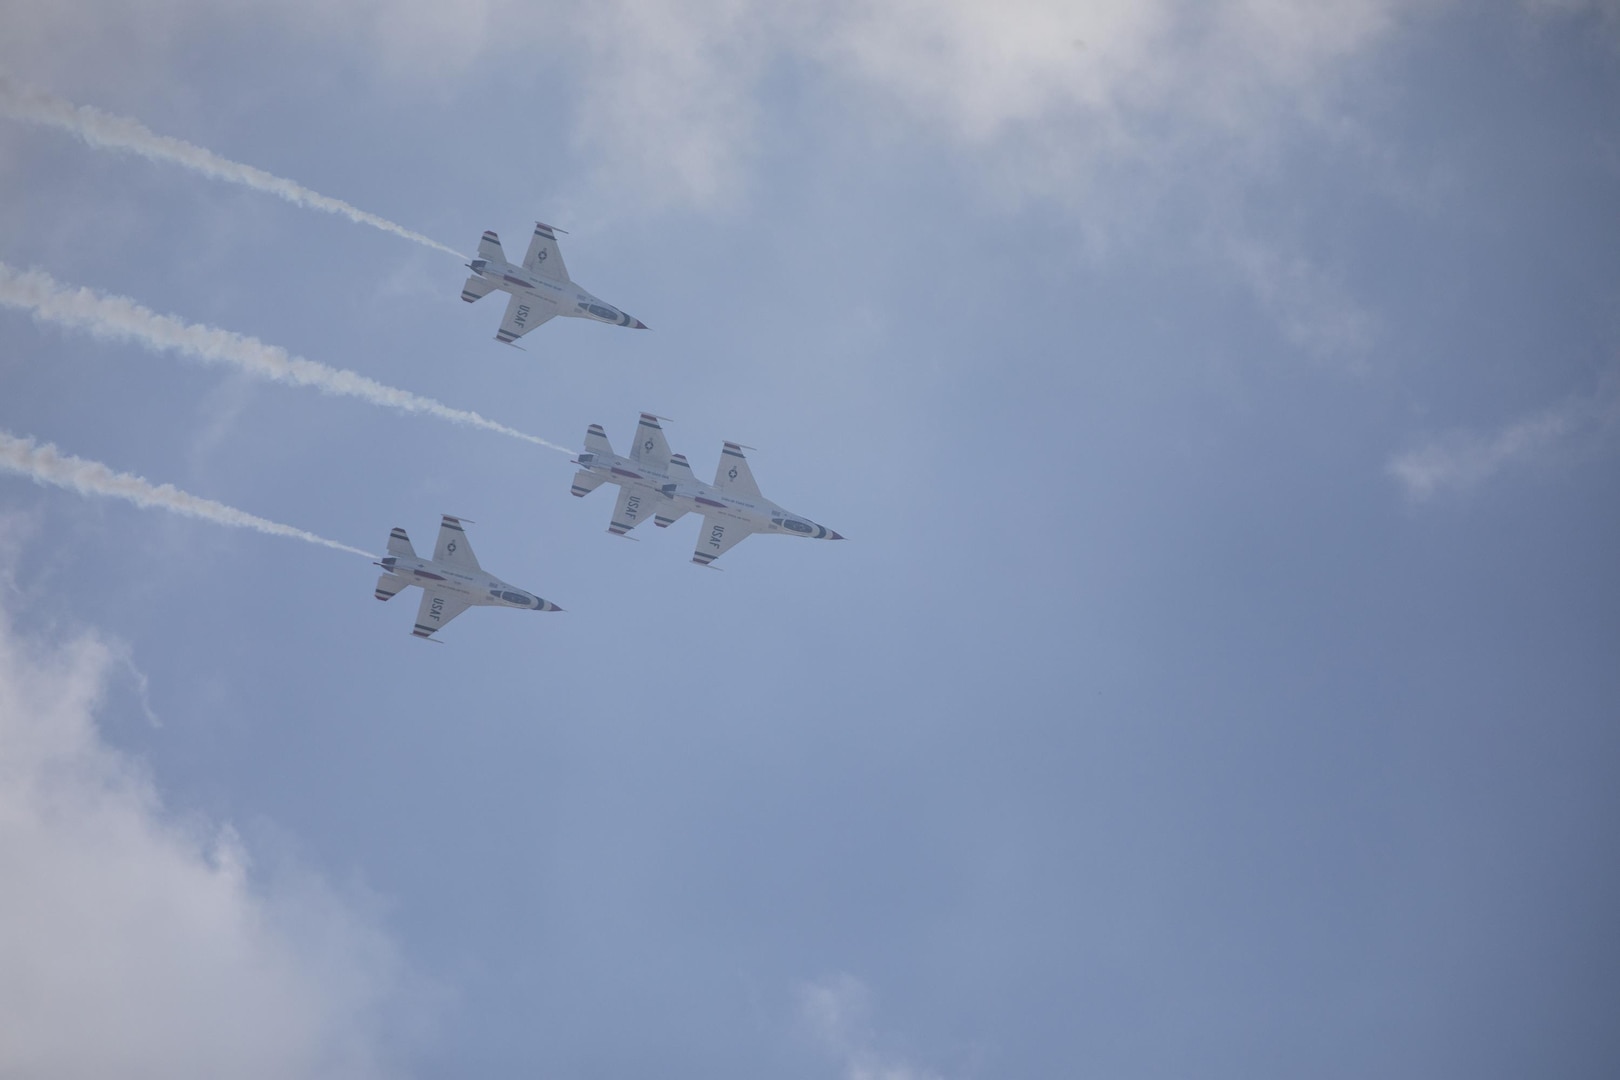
[1388,377,1620,499]
[0,594,426,1079]
[800,974,943,1080]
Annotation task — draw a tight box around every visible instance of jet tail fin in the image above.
[386,527,416,558]
[477,230,506,263]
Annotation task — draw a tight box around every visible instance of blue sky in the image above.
[2,2,1618,1077]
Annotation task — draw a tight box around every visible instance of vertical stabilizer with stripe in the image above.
[387,527,416,558]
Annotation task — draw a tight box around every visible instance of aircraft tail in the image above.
[386,526,416,558]
[374,573,409,601]
[477,230,506,263]
[582,423,614,458]
[656,453,696,527]
[460,274,495,303]
[570,471,605,498]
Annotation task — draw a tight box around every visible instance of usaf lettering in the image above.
[708,524,725,549]
[430,596,445,622]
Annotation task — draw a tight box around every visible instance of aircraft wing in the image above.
[607,485,657,536]
[412,589,471,639]
[433,515,482,571]
[460,274,496,303]
[495,293,555,345]
[629,413,673,469]
[691,515,759,566]
[521,222,569,282]
[712,443,763,499]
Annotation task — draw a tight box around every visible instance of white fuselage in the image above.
[467,257,639,329]
[376,554,546,610]
[573,450,693,527]
[681,481,838,540]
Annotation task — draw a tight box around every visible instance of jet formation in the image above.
[374,515,561,639]
[570,413,843,567]
[460,222,646,347]
[373,229,842,638]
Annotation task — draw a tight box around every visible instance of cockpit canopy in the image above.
[578,302,620,321]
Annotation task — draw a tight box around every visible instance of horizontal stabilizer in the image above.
[654,506,691,529]
[374,573,409,602]
[583,423,614,458]
[570,470,605,498]
[386,527,416,558]
[461,274,495,303]
[477,230,506,263]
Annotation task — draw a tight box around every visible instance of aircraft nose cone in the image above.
[539,599,563,612]
[828,531,844,540]
[630,317,648,329]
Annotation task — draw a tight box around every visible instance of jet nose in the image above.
[828,531,845,540]
[538,599,563,612]
[630,317,648,330]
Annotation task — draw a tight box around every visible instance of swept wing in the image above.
[713,443,762,499]
[608,485,658,536]
[413,589,470,639]
[630,413,673,468]
[496,294,555,345]
[433,515,482,570]
[521,222,569,282]
[691,515,758,566]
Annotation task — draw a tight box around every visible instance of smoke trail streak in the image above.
[0,262,574,454]
[0,430,373,558]
[0,76,464,259]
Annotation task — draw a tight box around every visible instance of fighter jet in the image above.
[679,441,845,566]
[459,222,646,346]
[373,515,560,639]
[569,413,695,537]
[570,415,843,566]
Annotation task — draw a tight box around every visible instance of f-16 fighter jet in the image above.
[570,415,842,566]
[373,515,560,639]
[459,222,647,347]
[569,413,694,537]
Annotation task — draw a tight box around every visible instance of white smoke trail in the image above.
[0,76,465,259]
[0,262,573,454]
[0,430,374,558]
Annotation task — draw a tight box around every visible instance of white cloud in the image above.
[1388,376,1620,500]
[1224,234,1377,360]
[0,0,1433,351]
[799,973,943,1080]
[0,594,427,1079]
